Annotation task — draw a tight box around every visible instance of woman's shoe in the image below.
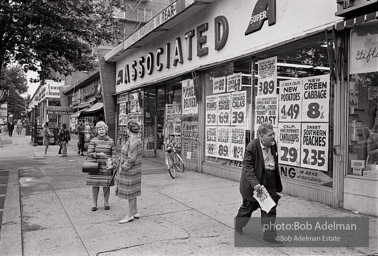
[91,207,97,211]
[104,205,110,210]
[133,213,140,219]
[119,216,134,224]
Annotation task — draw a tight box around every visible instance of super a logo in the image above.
[245,0,276,35]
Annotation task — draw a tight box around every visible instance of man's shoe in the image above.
[81,153,84,156]
[263,238,284,247]
[133,213,140,219]
[78,150,80,155]
[119,216,134,224]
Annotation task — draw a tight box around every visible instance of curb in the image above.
[0,169,22,256]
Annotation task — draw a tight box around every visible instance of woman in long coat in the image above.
[86,121,116,211]
[117,121,143,224]
[42,122,50,157]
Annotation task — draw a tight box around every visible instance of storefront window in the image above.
[253,33,334,187]
[348,20,378,180]
[204,58,252,167]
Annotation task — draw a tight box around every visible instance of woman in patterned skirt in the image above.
[86,121,116,211]
[117,121,143,224]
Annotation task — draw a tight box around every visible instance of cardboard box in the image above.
[351,160,365,169]
[352,168,363,176]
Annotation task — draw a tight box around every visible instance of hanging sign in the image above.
[257,56,277,96]
[217,93,231,126]
[254,95,278,127]
[182,79,198,116]
[205,126,217,157]
[301,123,329,172]
[231,91,247,126]
[206,95,218,125]
[213,76,227,94]
[227,73,242,92]
[301,75,330,123]
[279,79,303,122]
[278,123,301,166]
[217,127,231,159]
[230,127,245,161]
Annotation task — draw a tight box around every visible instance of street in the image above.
[0,134,377,256]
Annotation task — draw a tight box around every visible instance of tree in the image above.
[0,0,124,82]
[0,65,27,120]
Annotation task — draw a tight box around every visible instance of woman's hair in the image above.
[95,121,108,132]
[44,122,49,128]
[128,121,140,134]
[62,123,67,129]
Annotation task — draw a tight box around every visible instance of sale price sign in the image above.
[227,73,242,92]
[301,75,330,122]
[278,123,301,166]
[257,57,277,96]
[279,79,302,122]
[213,76,227,94]
[217,127,231,159]
[301,123,329,172]
[230,127,245,161]
[205,126,217,157]
[206,95,218,125]
[231,91,247,126]
[254,95,278,128]
[217,93,231,126]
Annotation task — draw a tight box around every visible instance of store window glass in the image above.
[253,33,333,187]
[144,88,156,151]
[348,20,378,180]
[204,58,252,167]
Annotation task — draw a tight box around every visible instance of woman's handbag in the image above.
[82,158,99,174]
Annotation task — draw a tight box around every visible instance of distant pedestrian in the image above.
[16,119,23,135]
[42,122,51,157]
[58,123,70,157]
[76,120,85,156]
[8,121,14,137]
[117,121,143,224]
[235,122,283,246]
[86,121,116,211]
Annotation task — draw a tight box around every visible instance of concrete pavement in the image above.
[0,134,377,256]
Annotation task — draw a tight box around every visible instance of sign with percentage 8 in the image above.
[206,95,218,125]
[301,75,330,123]
[301,123,329,172]
[217,93,231,126]
[278,123,301,166]
[205,126,217,157]
[217,127,231,159]
[230,127,245,161]
[279,79,302,122]
[231,91,247,126]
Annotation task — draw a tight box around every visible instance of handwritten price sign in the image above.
[205,126,217,157]
[301,75,330,123]
[230,127,245,161]
[213,76,227,94]
[231,91,247,126]
[279,79,302,122]
[217,93,231,126]
[206,95,218,125]
[278,123,301,166]
[217,127,231,159]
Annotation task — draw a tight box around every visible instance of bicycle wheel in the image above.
[165,154,176,179]
[172,153,185,173]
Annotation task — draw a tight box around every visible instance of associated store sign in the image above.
[245,0,276,35]
[116,15,229,86]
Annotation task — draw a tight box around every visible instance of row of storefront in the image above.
[59,0,378,216]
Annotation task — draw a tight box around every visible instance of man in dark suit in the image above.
[235,122,283,246]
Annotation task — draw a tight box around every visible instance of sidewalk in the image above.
[0,135,377,256]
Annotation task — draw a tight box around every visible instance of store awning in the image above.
[335,11,377,31]
[79,102,103,117]
[71,108,88,118]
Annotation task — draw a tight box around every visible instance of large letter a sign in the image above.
[245,0,276,35]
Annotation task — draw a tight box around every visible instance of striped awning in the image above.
[335,11,378,31]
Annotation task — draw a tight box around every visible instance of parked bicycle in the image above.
[164,143,185,179]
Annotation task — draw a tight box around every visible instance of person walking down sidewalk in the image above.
[42,122,51,157]
[86,121,116,211]
[58,123,70,157]
[117,121,143,224]
[16,119,23,135]
[235,122,283,246]
[7,121,14,137]
[77,120,85,156]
